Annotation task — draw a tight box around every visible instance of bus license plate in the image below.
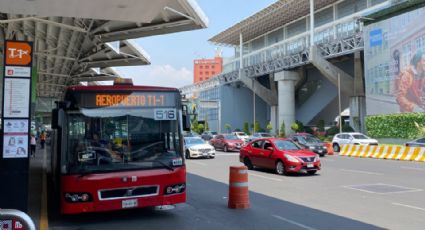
[307,163,314,168]
[122,199,138,209]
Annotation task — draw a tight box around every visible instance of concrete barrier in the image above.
[339,144,425,162]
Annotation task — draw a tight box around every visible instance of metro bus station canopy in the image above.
[209,0,337,46]
[0,0,208,100]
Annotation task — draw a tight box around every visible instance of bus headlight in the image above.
[164,183,186,195]
[64,192,93,203]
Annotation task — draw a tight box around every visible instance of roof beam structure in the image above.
[209,0,338,46]
[0,0,208,100]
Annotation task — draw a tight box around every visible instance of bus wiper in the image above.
[150,159,174,171]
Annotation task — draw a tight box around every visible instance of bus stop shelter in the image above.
[0,0,208,212]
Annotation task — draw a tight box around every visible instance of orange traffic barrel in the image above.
[325,142,334,155]
[228,166,249,209]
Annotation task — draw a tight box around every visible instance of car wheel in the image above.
[275,161,285,175]
[244,157,254,170]
[185,150,191,159]
[333,143,340,153]
[224,145,228,152]
[307,170,317,175]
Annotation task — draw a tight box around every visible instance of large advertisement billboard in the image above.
[364,7,425,115]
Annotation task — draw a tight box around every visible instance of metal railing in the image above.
[0,209,36,230]
[180,1,390,94]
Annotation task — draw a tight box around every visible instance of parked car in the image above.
[232,131,250,142]
[332,132,378,152]
[405,137,425,147]
[288,133,328,157]
[201,131,218,141]
[183,137,215,159]
[240,138,321,175]
[248,132,273,142]
[210,134,244,152]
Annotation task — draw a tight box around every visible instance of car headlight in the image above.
[314,154,320,162]
[309,146,315,150]
[228,143,235,146]
[284,154,300,163]
[189,147,197,151]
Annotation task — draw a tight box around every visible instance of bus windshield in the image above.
[63,107,182,175]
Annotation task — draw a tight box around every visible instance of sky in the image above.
[116,0,276,88]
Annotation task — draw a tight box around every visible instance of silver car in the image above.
[332,132,378,152]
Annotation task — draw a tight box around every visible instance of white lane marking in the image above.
[392,203,425,211]
[342,183,423,194]
[249,173,283,182]
[215,153,239,156]
[401,166,425,171]
[188,161,207,166]
[339,168,383,175]
[272,215,317,230]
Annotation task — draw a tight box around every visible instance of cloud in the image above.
[117,65,192,88]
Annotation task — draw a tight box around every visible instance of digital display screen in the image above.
[70,92,178,108]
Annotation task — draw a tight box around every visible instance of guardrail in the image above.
[0,209,36,230]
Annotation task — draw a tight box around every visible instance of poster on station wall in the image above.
[3,78,30,118]
[3,119,29,158]
[364,7,425,115]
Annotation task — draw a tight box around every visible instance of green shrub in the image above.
[365,113,425,139]
[243,122,250,135]
[325,124,354,137]
[317,119,325,132]
[254,121,261,133]
[304,126,314,135]
[279,121,286,137]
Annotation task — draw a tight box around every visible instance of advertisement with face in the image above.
[364,7,425,115]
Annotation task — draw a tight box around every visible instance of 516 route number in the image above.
[154,109,176,120]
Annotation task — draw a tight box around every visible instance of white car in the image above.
[332,132,378,152]
[184,137,215,159]
[232,132,250,143]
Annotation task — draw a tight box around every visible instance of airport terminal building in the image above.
[180,0,409,134]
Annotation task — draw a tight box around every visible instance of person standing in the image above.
[40,131,46,149]
[30,134,37,157]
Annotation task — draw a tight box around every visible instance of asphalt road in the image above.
[49,152,425,230]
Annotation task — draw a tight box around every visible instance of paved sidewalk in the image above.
[27,146,46,228]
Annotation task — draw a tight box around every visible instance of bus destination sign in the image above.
[75,92,177,108]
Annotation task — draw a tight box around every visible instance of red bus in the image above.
[50,80,190,214]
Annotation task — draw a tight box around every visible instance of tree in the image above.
[224,123,232,133]
[279,121,286,138]
[204,114,209,131]
[204,120,209,131]
[317,119,325,132]
[191,119,199,133]
[254,121,261,133]
[291,122,299,132]
[243,122,250,135]
[291,120,304,133]
[266,121,273,133]
[197,124,205,133]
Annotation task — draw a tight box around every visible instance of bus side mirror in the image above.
[182,114,190,131]
[51,108,65,129]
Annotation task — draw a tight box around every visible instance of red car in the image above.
[239,138,321,175]
[210,134,244,152]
